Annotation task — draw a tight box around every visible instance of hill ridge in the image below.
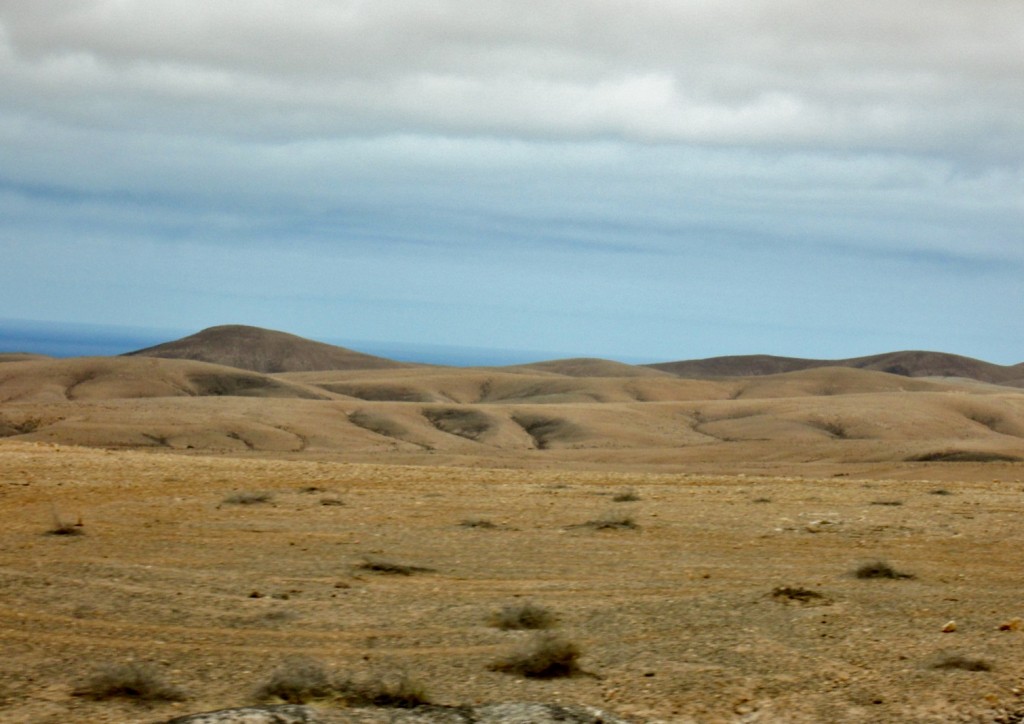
[124,324,409,374]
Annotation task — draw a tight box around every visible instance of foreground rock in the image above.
[163,702,635,724]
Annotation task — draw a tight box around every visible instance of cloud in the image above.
[2,1,1022,157]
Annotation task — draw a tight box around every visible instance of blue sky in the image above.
[2,1,1022,365]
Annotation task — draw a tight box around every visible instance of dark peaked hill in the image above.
[125,325,410,374]
[648,350,1024,387]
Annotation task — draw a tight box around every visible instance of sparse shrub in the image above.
[256,657,334,703]
[222,492,273,505]
[854,560,914,580]
[74,662,184,702]
[489,633,582,678]
[931,654,992,672]
[460,518,498,529]
[345,671,430,708]
[577,513,639,530]
[611,489,641,502]
[752,497,772,504]
[929,489,953,496]
[47,521,84,536]
[771,586,825,604]
[870,500,904,506]
[47,505,83,536]
[319,497,345,506]
[489,602,556,630]
[356,557,435,575]
[256,659,429,708]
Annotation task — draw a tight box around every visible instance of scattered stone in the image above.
[942,620,958,633]
[998,618,1022,631]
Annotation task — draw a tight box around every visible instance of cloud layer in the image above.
[1,1,1022,362]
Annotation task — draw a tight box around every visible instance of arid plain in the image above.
[1,327,1023,723]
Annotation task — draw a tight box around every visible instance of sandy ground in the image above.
[1,441,1022,723]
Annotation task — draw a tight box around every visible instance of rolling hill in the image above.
[124,324,411,373]
[648,350,1024,387]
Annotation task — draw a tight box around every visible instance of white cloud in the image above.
[2,0,1022,156]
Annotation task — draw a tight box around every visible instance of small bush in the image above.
[870,500,903,506]
[256,659,429,708]
[854,561,914,580]
[611,489,641,502]
[489,602,556,630]
[576,513,639,531]
[345,672,430,708]
[255,658,334,703]
[319,497,345,506]
[771,586,825,604]
[47,521,84,536]
[74,663,184,702]
[223,492,273,505]
[931,654,992,672]
[460,518,498,529]
[47,506,83,536]
[929,489,953,496]
[751,497,772,504]
[356,557,435,576]
[489,633,582,679]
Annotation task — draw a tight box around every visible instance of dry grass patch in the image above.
[854,560,915,580]
[222,491,273,505]
[356,556,435,576]
[930,654,992,672]
[574,513,639,531]
[256,658,429,708]
[489,632,583,679]
[74,663,185,702]
[489,602,557,630]
[611,489,641,502]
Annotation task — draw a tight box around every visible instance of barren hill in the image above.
[0,356,329,405]
[649,350,1024,387]
[125,324,410,373]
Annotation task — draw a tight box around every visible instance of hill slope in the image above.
[125,325,409,373]
[649,350,1024,387]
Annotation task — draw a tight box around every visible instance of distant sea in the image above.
[0,319,589,367]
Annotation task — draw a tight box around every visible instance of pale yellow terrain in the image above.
[0,355,1023,722]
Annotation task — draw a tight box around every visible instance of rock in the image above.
[941,620,957,633]
[161,702,635,724]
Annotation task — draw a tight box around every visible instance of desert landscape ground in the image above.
[1,326,1023,723]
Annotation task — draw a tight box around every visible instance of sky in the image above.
[1,1,1022,365]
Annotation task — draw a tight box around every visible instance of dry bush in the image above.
[74,663,185,702]
[255,658,334,704]
[319,497,345,506]
[611,489,641,502]
[256,659,429,708]
[577,513,639,531]
[489,602,556,630]
[870,500,904,506]
[931,654,992,672]
[854,560,914,580]
[357,557,435,576]
[771,586,825,604]
[489,633,582,679]
[222,491,273,505]
[460,518,498,529]
[47,505,83,536]
[929,489,954,496]
[344,672,430,708]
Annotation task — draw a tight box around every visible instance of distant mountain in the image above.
[648,350,1024,387]
[511,357,674,378]
[124,325,410,374]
